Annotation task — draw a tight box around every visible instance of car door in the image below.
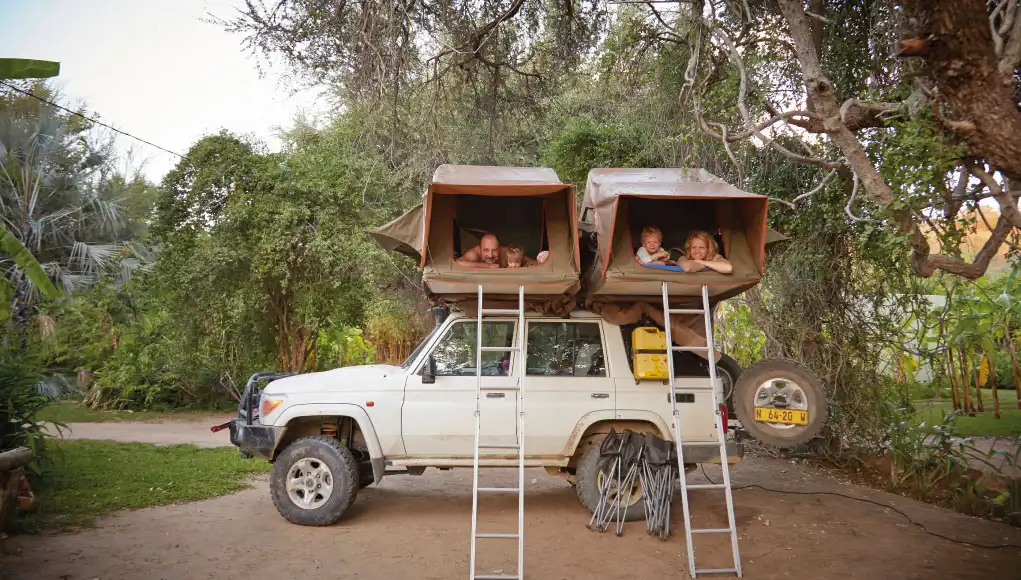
[523,319,615,456]
[402,319,519,458]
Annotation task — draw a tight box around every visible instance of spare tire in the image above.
[733,359,826,448]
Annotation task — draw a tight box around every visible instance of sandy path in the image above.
[48,416,234,448]
[2,450,1019,580]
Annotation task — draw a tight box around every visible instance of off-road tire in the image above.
[575,441,645,522]
[733,358,827,448]
[716,353,742,414]
[271,436,360,526]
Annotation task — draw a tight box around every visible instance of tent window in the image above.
[452,194,550,261]
[622,197,726,260]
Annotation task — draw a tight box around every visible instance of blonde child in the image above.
[636,226,670,264]
[505,245,525,268]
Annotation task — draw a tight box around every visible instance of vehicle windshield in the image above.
[399,323,442,370]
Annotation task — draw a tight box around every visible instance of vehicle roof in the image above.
[446,309,611,322]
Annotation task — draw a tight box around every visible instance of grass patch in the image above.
[914,389,1021,437]
[36,401,228,423]
[16,439,270,533]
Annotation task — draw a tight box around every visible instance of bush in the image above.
[0,349,59,476]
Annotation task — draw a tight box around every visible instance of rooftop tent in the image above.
[579,168,769,306]
[370,165,582,306]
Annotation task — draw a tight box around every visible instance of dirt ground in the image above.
[3,423,1021,580]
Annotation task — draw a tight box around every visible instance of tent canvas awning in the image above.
[580,168,770,305]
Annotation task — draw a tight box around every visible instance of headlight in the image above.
[260,394,285,417]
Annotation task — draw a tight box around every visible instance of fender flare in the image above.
[562,410,672,457]
[273,404,386,483]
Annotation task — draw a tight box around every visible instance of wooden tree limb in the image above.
[778,0,1014,280]
[902,0,1021,181]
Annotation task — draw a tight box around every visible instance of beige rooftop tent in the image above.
[579,168,770,306]
[370,165,581,307]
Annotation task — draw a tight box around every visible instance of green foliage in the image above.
[0,58,60,80]
[0,348,60,476]
[717,299,765,368]
[15,440,270,533]
[36,401,218,424]
[314,326,376,371]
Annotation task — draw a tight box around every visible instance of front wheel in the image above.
[270,436,360,526]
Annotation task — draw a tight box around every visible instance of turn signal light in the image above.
[261,398,284,415]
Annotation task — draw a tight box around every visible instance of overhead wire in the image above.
[0,80,192,164]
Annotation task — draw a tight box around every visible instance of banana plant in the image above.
[0,58,65,319]
[0,58,60,80]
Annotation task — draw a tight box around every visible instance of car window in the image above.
[526,322,606,377]
[429,321,515,377]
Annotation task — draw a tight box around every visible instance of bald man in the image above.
[457,233,537,269]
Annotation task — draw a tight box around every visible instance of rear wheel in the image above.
[575,441,645,522]
[716,353,742,414]
[733,359,827,448]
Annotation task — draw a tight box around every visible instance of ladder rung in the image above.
[475,575,520,580]
[694,569,738,575]
[475,533,520,539]
[480,385,519,391]
[676,386,715,391]
[670,308,704,314]
[478,487,520,493]
[480,346,520,352]
[671,346,709,352]
[481,308,521,315]
[682,441,721,447]
[691,528,733,535]
[686,483,727,490]
[478,443,520,449]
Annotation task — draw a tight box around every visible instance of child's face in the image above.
[642,234,662,254]
[506,258,522,268]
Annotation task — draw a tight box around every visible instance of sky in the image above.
[0,0,328,182]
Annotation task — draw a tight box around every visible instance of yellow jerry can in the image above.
[632,326,669,380]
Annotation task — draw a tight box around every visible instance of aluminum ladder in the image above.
[661,282,742,578]
[470,284,526,580]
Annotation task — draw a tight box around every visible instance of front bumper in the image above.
[229,372,295,461]
[228,419,282,461]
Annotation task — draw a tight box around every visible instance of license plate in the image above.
[753,407,808,425]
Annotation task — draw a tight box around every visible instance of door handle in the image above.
[591,393,610,399]
[487,392,506,398]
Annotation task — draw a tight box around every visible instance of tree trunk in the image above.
[973,350,984,412]
[903,0,1021,182]
[1010,335,1021,410]
[987,348,1001,419]
[959,348,973,414]
[947,349,960,411]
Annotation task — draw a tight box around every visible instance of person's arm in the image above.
[652,249,670,262]
[701,256,732,273]
[456,247,500,269]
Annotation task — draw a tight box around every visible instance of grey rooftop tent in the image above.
[370,165,581,308]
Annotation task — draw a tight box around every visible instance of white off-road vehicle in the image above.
[227,165,827,526]
[228,307,822,526]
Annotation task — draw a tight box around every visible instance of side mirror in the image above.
[422,355,437,384]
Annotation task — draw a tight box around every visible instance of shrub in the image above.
[0,349,59,476]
